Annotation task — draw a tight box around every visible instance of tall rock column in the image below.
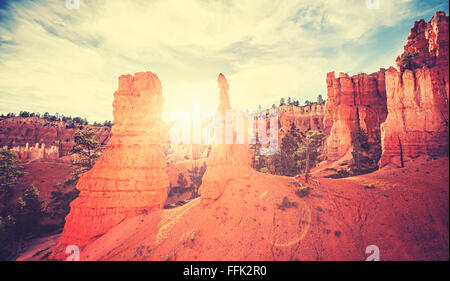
[379,66,449,166]
[379,12,449,167]
[52,72,169,258]
[198,74,252,204]
[323,70,387,161]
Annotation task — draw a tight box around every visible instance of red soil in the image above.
[52,156,447,261]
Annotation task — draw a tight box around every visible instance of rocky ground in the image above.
[17,156,448,261]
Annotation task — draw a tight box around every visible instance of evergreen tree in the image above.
[177,173,188,189]
[187,161,207,198]
[279,98,286,106]
[296,131,324,182]
[48,128,100,226]
[48,184,79,226]
[14,185,44,235]
[281,133,299,155]
[268,134,299,176]
[69,127,101,183]
[0,149,25,216]
[317,94,325,104]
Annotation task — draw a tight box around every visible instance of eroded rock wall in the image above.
[323,70,387,161]
[379,67,449,166]
[380,11,449,166]
[276,104,324,140]
[0,117,111,159]
[5,143,60,162]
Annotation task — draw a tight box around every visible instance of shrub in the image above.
[364,184,375,189]
[400,51,419,70]
[337,168,351,178]
[295,186,310,198]
[277,196,298,211]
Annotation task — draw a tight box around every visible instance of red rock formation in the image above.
[0,117,111,159]
[323,70,387,161]
[52,72,169,258]
[5,143,60,162]
[198,74,252,204]
[380,12,449,167]
[379,67,449,166]
[396,11,449,71]
[275,104,324,142]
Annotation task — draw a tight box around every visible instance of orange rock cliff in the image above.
[323,11,449,166]
[323,70,387,161]
[379,11,449,166]
[276,103,325,142]
[51,72,169,258]
[0,117,111,161]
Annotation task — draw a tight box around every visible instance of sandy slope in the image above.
[67,157,448,261]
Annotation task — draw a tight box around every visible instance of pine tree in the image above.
[296,131,324,182]
[48,128,100,226]
[279,98,286,106]
[69,127,101,183]
[317,94,325,104]
[177,173,188,189]
[188,161,207,198]
[14,185,44,235]
[0,149,25,216]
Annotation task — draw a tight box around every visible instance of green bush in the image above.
[400,51,419,70]
[295,186,310,198]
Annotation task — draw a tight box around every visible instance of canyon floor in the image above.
[16,156,449,261]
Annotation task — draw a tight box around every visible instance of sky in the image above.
[0,0,448,122]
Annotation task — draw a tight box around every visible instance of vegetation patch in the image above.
[325,168,351,179]
[295,186,310,198]
[277,196,298,211]
[364,184,375,189]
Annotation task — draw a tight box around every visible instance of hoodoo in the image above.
[198,74,252,204]
[379,11,449,167]
[52,72,170,258]
[323,70,387,162]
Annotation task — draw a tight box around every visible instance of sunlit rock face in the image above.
[52,72,169,257]
[379,67,449,166]
[380,12,449,167]
[6,143,59,162]
[198,74,252,204]
[275,104,324,143]
[396,11,449,72]
[0,117,111,158]
[323,70,388,161]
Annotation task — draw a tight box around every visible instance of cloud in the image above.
[0,0,447,122]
